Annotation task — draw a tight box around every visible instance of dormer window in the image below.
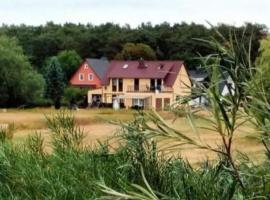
[79,73,84,81]
[88,73,93,81]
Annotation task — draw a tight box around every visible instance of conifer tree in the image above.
[45,57,65,109]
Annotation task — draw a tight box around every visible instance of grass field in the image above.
[0,108,265,165]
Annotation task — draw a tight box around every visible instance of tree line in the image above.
[0,22,267,108]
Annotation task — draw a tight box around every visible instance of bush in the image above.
[63,87,88,108]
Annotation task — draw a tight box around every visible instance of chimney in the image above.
[138,57,147,68]
[158,63,164,70]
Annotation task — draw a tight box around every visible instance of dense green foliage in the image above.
[115,42,157,60]
[0,36,45,107]
[63,87,88,107]
[254,36,270,100]
[0,22,266,70]
[45,57,65,109]
[0,110,269,199]
[56,50,82,83]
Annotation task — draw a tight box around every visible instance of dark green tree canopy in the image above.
[115,43,157,60]
[0,35,45,107]
[45,57,65,109]
[0,22,266,70]
[56,50,82,82]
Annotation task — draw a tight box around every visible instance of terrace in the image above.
[126,85,173,93]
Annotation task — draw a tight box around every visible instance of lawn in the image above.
[0,108,265,165]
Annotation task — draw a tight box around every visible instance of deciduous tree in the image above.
[115,43,157,60]
[0,36,45,107]
[57,50,82,83]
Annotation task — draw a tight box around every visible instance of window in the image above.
[164,98,170,110]
[157,79,162,91]
[150,79,155,91]
[112,78,117,92]
[118,78,123,92]
[79,73,84,81]
[84,64,88,69]
[132,98,144,108]
[88,73,93,81]
[134,78,139,91]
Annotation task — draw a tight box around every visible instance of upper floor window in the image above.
[134,78,139,91]
[157,79,162,91]
[112,78,117,92]
[84,64,88,69]
[118,78,123,92]
[79,73,84,81]
[150,79,162,91]
[112,78,123,92]
[88,73,93,81]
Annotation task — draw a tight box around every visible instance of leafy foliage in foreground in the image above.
[0,112,268,199]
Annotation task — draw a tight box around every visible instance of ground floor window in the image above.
[164,98,171,110]
[132,98,144,109]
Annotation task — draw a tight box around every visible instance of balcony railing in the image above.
[126,85,173,93]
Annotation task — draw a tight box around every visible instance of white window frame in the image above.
[79,73,84,81]
[88,73,93,81]
[132,99,144,107]
[84,64,88,69]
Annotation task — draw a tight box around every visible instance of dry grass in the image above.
[0,108,266,165]
[0,108,134,129]
[158,117,265,166]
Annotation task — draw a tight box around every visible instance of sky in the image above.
[0,0,269,28]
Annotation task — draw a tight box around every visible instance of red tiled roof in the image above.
[103,60,184,87]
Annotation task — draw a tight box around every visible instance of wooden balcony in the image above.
[126,85,173,93]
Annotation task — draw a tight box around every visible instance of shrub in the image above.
[62,87,87,108]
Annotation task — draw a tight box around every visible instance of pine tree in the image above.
[45,57,65,109]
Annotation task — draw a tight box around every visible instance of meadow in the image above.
[0,108,265,165]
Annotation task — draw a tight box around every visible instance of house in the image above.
[70,58,109,89]
[88,59,191,110]
[219,72,235,96]
[188,69,235,107]
[188,70,209,106]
